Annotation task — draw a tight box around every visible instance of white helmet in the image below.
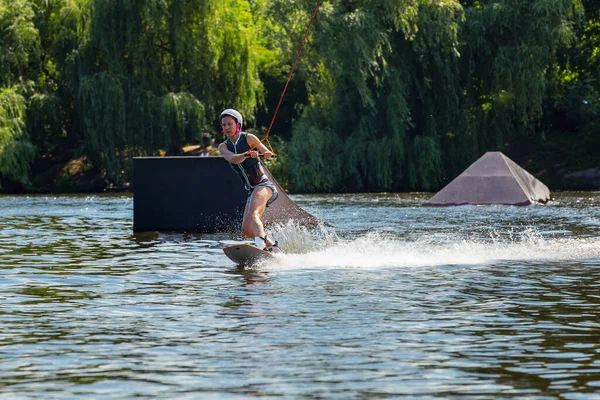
[220,108,243,130]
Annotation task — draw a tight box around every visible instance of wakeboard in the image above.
[223,243,275,265]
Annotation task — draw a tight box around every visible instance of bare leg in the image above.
[241,202,253,239]
[241,186,275,247]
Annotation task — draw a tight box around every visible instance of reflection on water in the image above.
[1,192,600,398]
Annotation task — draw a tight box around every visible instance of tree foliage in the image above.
[540,1,599,170]
[0,0,39,188]
[288,0,589,192]
[0,0,40,87]
[290,0,464,191]
[0,87,36,187]
[76,0,262,182]
[0,0,597,192]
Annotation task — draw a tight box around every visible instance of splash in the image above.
[263,226,600,270]
[267,220,336,253]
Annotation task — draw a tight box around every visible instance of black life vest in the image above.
[225,132,266,190]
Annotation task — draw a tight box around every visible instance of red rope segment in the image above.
[261,0,323,153]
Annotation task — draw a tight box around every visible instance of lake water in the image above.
[1,192,600,399]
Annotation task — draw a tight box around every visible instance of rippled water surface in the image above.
[1,192,600,399]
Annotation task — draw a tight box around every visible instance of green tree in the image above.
[77,0,262,183]
[290,0,463,192]
[250,0,314,140]
[458,0,582,143]
[539,1,599,173]
[0,0,40,188]
[2,0,594,193]
[25,0,86,156]
[288,0,583,192]
[0,88,36,187]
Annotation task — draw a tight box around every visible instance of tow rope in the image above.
[259,0,323,156]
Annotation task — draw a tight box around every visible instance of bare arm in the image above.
[218,142,248,164]
[246,134,275,160]
[218,134,274,164]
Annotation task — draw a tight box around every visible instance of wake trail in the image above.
[265,223,600,270]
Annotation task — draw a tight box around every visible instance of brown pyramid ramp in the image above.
[423,152,550,206]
